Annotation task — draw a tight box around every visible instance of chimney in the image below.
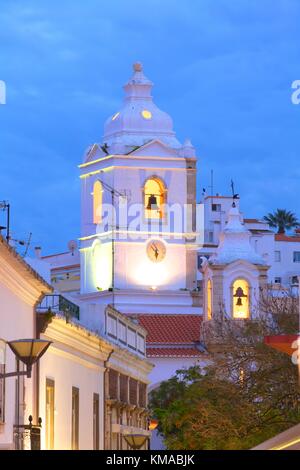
[35,246,42,259]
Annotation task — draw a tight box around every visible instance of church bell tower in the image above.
[79,63,198,313]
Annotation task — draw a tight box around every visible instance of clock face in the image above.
[147,240,166,263]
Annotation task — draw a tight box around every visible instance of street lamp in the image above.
[0,339,52,379]
[123,434,148,450]
[148,418,159,431]
[148,418,159,450]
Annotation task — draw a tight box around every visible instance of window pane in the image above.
[46,379,55,450]
[93,393,99,450]
[137,334,145,354]
[71,387,79,450]
[128,328,136,350]
[107,315,117,338]
[293,251,300,262]
[274,251,281,262]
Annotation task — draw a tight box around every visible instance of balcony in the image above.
[105,306,146,356]
[36,294,80,320]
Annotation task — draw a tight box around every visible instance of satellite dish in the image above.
[68,240,78,255]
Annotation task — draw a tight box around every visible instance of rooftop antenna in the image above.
[0,201,10,242]
[208,170,214,202]
[23,232,32,257]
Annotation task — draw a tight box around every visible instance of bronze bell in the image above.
[234,286,247,307]
[234,287,247,298]
[147,194,159,210]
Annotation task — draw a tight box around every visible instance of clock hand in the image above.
[151,244,159,259]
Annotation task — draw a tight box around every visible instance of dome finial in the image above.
[133,62,143,72]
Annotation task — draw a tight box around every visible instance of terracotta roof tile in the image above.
[146,347,203,358]
[275,234,300,242]
[138,314,202,344]
[244,218,263,223]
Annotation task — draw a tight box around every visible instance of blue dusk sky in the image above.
[0,0,300,254]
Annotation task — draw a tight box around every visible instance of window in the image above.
[71,387,79,450]
[197,255,202,269]
[207,279,212,320]
[208,232,214,243]
[144,177,165,220]
[139,383,147,408]
[118,321,127,344]
[120,374,128,403]
[293,251,300,263]
[291,276,299,285]
[0,340,5,423]
[129,378,138,405]
[128,328,136,350]
[212,204,221,212]
[274,277,282,284]
[93,393,99,450]
[108,370,118,400]
[137,334,145,354]
[46,379,55,450]
[274,251,281,262]
[107,314,117,338]
[232,279,250,319]
[93,180,103,224]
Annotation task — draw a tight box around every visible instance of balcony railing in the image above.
[36,294,80,320]
[105,307,146,356]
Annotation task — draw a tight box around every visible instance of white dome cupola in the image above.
[103,62,181,150]
[210,203,266,266]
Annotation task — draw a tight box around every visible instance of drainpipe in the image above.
[103,349,114,450]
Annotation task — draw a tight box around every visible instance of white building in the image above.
[1,232,152,450]
[38,62,202,392]
[37,63,300,392]
[202,203,269,322]
[0,235,52,449]
[199,195,300,291]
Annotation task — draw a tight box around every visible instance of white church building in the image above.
[35,62,300,390]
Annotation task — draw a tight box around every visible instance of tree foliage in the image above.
[263,209,299,234]
[150,290,300,450]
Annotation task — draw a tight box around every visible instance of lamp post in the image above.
[123,434,148,450]
[148,418,159,450]
[0,339,51,450]
[0,339,52,379]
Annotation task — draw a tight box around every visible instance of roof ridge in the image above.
[0,235,53,292]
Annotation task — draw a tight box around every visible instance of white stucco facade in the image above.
[0,237,52,450]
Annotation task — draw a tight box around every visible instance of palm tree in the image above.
[263,209,300,234]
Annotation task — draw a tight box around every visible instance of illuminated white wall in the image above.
[0,270,36,449]
[81,240,112,293]
[39,344,104,450]
[115,240,187,290]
